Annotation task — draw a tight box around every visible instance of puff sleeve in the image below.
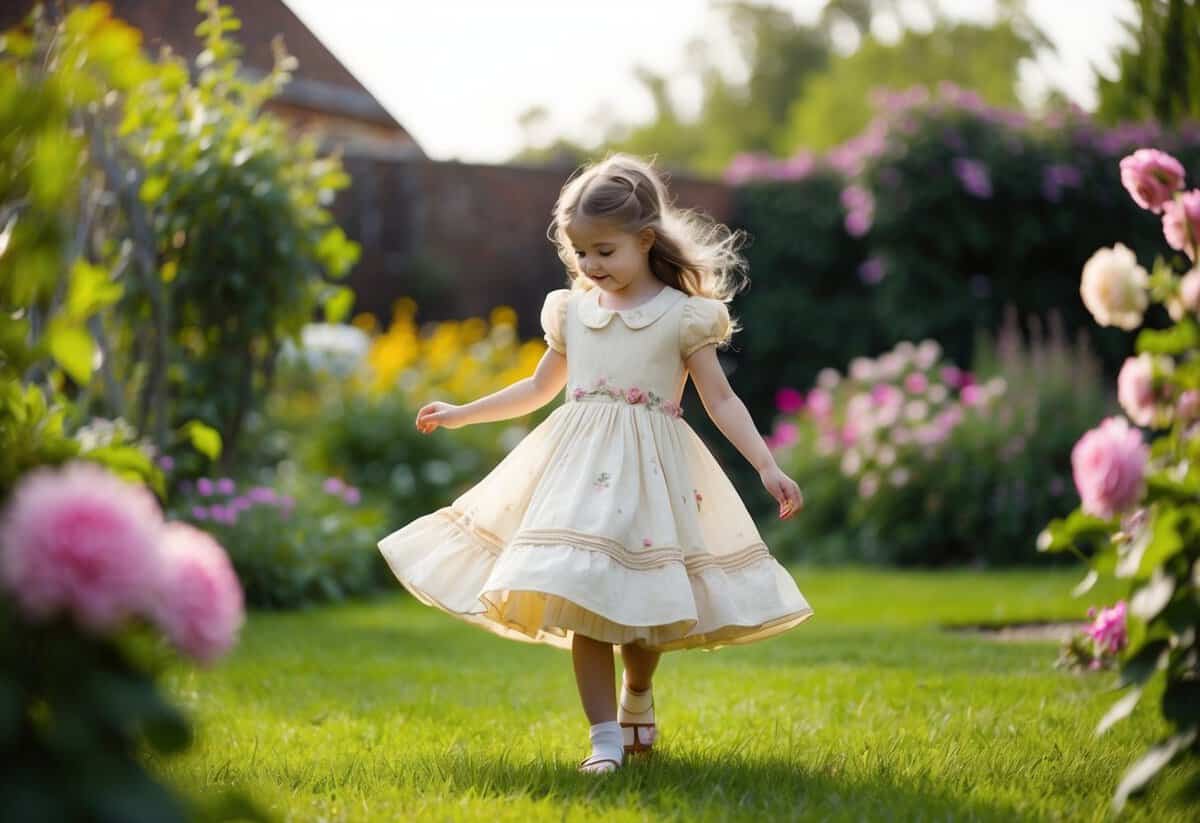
[679,296,732,359]
[540,288,570,354]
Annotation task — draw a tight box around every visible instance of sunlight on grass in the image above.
[155,566,1197,822]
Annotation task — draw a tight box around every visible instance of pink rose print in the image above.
[642,537,653,547]
[694,488,703,512]
[626,387,647,404]
[573,387,585,401]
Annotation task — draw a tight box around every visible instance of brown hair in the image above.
[546,153,750,309]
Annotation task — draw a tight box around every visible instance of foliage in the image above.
[1037,149,1200,813]
[169,468,389,610]
[107,0,360,466]
[1097,0,1200,127]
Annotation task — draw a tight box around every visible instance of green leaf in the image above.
[1036,509,1115,554]
[1112,726,1198,812]
[1117,638,1169,689]
[1096,687,1143,736]
[182,420,222,461]
[323,286,354,323]
[1129,568,1176,620]
[82,445,155,486]
[139,175,168,204]
[1136,318,1200,355]
[66,259,123,320]
[46,321,95,385]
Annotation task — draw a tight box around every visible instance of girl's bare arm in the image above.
[685,344,804,518]
[452,348,568,426]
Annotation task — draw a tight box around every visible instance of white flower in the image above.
[817,368,841,389]
[894,341,915,359]
[927,383,948,404]
[1080,243,1149,330]
[840,449,863,477]
[847,393,873,419]
[858,472,880,498]
[915,340,941,370]
[877,352,905,380]
[891,427,913,445]
[849,357,876,382]
[889,467,910,487]
[985,377,1007,397]
[876,445,897,467]
[904,400,929,422]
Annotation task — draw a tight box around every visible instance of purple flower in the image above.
[342,487,361,505]
[196,478,214,497]
[953,157,992,199]
[858,256,886,284]
[190,506,209,520]
[322,477,346,495]
[1042,163,1083,202]
[215,477,235,495]
[246,486,277,504]
[156,455,175,473]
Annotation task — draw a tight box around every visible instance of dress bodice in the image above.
[540,284,733,419]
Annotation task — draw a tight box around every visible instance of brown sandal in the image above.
[618,684,656,755]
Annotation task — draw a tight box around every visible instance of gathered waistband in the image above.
[566,383,684,418]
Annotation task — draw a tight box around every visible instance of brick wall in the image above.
[334,158,735,340]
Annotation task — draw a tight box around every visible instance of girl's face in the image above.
[565,215,655,294]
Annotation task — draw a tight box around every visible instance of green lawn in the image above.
[154,565,1198,822]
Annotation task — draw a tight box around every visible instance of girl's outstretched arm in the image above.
[416,348,567,432]
[685,345,804,520]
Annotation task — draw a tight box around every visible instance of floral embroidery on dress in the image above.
[571,377,684,418]
[694,488,703,512]
[593,472,611,490]
[642,537,653,547]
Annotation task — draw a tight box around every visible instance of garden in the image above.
[0,2,1197,821]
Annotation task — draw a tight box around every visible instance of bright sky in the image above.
[281,0,1138,164]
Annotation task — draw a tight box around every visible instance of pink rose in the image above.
[806,387,833,418]
[660,400,682,418]
[1071,417,1148,518]
[0,461,165,633]
[904,372,928,394]
[1119,149,1185,213]
[1163,190,1200,259]
[1177,389,1200,423]
[960,384,983,407]
[775,387,805,413]
[572,387,585,401]
[153,522,244,665]
[626,387,646,404]
[871,383,901,407]
[772,420,799,448]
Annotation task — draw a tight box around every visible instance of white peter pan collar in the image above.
[578,284,685,330]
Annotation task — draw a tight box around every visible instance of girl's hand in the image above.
[415,401,465,433]
[759,462,804,520]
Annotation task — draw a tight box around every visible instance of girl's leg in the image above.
[571,633,616,723]
[619,642,660,690]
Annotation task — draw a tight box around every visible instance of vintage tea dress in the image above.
[377,283,814,651]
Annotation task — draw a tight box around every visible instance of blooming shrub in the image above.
[1038,147,1200,813]
[765,303,1113,566]
[1056,600,1128,673]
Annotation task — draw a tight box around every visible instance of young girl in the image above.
[377,153,813,774]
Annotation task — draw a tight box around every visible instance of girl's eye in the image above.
[599,251,613,257]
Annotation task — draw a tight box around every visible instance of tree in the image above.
[1096,0,1200,126]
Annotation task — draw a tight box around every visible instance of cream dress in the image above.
[377,283,814,651]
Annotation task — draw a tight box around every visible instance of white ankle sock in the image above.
[588,720,624,764]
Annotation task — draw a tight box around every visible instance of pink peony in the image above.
[0,461,165,633]
[153,522,244,665]
[626,387,646,405]
[1119,149,1185,213]
[1163,190,1200,259]
[1071,417,1149,518]
[1086,600,1128,656]
[1117,354,1163,427]
[775,387,805,413]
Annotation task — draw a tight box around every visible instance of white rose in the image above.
[876,445,897,467]
[817,368,841,389]
[927,384,948,404]
[1080,243,1149,330]
[849,357,876,382]
[840,449,863,477]
[858,471,880,499]
[904,400,929,422]
[916,340,941,369]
